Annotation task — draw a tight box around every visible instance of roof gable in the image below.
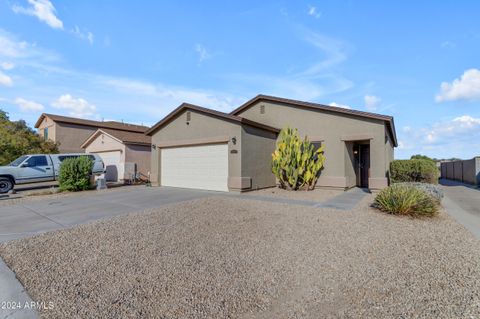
[145,103,280,136]
[81,128,151,148]
[230,94,397,146]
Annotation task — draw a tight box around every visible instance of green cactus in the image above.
[271,127,325,191]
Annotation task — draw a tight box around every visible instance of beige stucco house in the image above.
[35,113,148,153]
[81,129,151,182]
[146,95,397,192]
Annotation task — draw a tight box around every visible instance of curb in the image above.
[0,257,38,319]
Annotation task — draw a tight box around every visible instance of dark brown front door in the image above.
[359,145,370,188]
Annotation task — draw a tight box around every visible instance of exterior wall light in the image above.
[231,137,237,145]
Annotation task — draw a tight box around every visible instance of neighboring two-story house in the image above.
[35,114,148,153]
[35,114,151,182]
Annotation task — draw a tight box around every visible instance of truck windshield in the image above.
[8,155,28,166]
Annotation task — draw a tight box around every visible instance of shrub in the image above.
[390,159,439,184]
[410,154,435,162]
[59,156,93,192]
[373,184,440,217]
[271,127,325,190]
[396,182,444,202]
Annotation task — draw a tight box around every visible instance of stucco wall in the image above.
[55,122,97,153]
[149,109,242,188]
[149,109,277,191]
[441,158,480,185]
[237,101,391,189]
[385,127,395,178]
[84,132,126,161]
[37,117,56,143]
[240,126,277,190]
[125,144,151,179]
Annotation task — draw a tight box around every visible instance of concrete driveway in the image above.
[0,185,368,243]
[0,186,215,243]
[440,179,480,239]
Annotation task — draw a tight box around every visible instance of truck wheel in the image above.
[0,177,13,194]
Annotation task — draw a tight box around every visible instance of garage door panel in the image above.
[97,151,123,182]
[161,144,228,192]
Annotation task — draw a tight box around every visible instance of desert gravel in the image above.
[245,187,342,202]
[1,196,480,318]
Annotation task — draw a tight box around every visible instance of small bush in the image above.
[390,159,439,184]
[373,184,440,217]
[396,182,444,202]
[59,156,93,192]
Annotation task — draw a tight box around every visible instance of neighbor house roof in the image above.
[81,128,151,149]
[230,94,398,147]
[35,113,149,133]
[145,103,280,136]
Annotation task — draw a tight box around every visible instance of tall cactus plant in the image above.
[271,127,325,190]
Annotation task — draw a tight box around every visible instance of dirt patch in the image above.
[1,196,479,318]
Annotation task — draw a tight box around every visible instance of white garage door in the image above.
[161,143,229,192]
[97,151,123,182]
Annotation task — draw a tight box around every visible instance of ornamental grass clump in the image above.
[373,184,440,217]
[271,127,325,191]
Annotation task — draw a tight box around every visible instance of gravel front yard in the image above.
[245,187,342,202]
[1,196,480,318]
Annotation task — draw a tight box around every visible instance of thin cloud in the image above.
[364,95,381,111]
[436,68,480,102]
[12,0,63,29]
[440,41,455,49]
[0,70,13,86]
[398,115,480,158]
[52,94,97,118]
[71,26,94,45]
[308,6,321,18]
[1,62,15,70]
[0,29,59,62]
[195,44,212,63]
[100,76,243,113]
[329,102,351,109]
[297,29,347,77]
[14,97,44,111]
[0,30,29,58]
[226,28,353,102]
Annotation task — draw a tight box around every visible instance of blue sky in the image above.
[0,0,479,159]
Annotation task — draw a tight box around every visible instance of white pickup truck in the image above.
[0,153,105,193]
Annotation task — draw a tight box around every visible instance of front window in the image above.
[9,155,28,166]
[43,127,49,140]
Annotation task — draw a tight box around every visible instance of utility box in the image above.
[124,162,138,183]
[96,177,107,190]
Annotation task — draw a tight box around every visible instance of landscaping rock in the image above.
[0,196,479,318]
